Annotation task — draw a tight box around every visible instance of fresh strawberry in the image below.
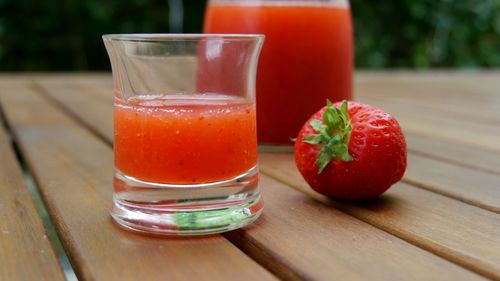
[294,100,407,200]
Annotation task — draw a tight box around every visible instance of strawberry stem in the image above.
[303,100,353,173]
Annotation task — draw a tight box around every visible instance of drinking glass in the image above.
[204,0,353,149]
[103,34,264,235]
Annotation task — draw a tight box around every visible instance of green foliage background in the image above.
[0,0,499,71]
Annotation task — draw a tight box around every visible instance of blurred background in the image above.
[0,0,499,71]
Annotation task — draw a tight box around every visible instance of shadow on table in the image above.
[303,192,403,215]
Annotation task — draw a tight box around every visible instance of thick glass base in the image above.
[111,166,262,236]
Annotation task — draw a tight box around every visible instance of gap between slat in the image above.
[0,96,78,281]
[31,82,111,147]
[401,177,499,214]
[406,147,500,177]
[258,165,500,281]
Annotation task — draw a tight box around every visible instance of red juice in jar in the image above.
[204,0,353,146]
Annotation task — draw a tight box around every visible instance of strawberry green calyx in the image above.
[303,100,353,173]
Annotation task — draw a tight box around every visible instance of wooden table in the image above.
[1,72,499,281]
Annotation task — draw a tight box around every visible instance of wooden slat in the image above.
[35,75,488,280]
[0,83,277,281]
[33,78,114,142]
[360,93,500,126]
[354,73,500,175]
[358,91,500,132]
[358,97,500,153]
[405,153,500,213]
[355,73,500,153]
[27,73,113,89]
[355,74,500,124]
[355,70,500,89]
[405,132,500,176]
[0,103,65,279]
[30,74,113,102]
[259,153,500,280]
[226,176,485,281]
[356,71,500,173]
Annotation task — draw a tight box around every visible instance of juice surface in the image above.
[204,2,353,145]
[114,94,257,184]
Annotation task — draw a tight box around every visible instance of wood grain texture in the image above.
[352,72,500,211]
[259,152,500,280]
[0,83,277,281]
[358,97,500,153]
[32,75,488,280]
[405,153,500,213]
[226,175,485,281]
[33,78,114,142]
[355,74,500,125]
[0,104,65,280]
[405,132,500,176]
[355,72,500,153]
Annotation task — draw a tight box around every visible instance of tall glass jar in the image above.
[204,0,353,149]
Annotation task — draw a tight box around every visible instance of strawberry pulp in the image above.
[114,94,258,184]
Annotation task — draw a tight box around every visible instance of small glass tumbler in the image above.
[103,34,264,236]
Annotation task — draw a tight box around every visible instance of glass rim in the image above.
[102,33,265,42]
